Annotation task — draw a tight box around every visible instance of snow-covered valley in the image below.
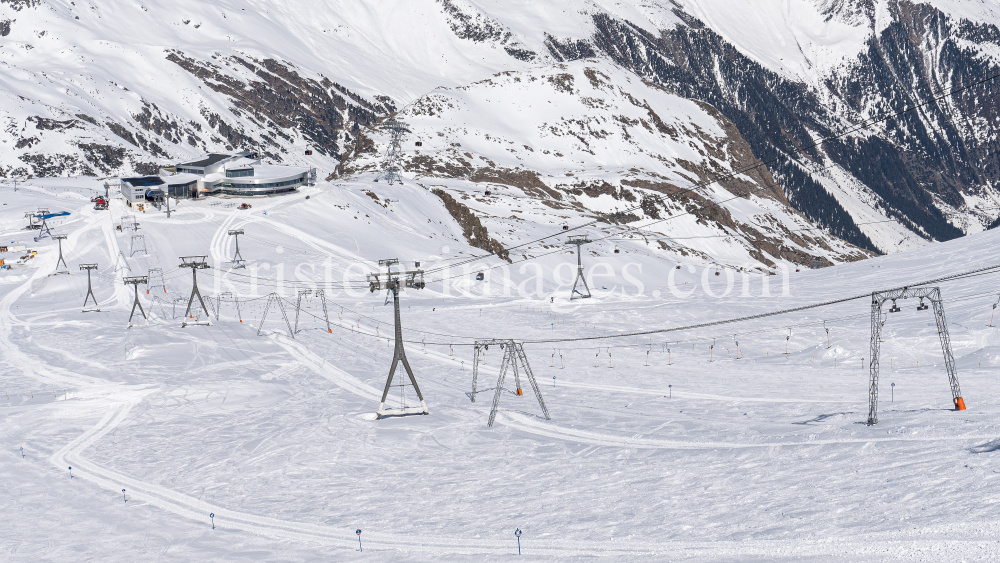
[2,177,1000,560]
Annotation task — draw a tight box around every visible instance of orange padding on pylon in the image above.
[955,397,967,411]
[516,388,523,396]
[328,329,332,333]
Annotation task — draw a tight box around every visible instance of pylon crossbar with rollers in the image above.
[123,275,149,326]
[80,263,100,312]
[368,258,428,418]
[471,339,550,427]
[867,286,965,425]
[178,256,212,327]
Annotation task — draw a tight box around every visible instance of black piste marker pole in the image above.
[68,466,72,478]
[210,513,215,529]
[123,489,127,503]
[356,529,362,552]
[515,528,522,555]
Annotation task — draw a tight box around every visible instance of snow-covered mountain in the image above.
[3,0,1000,259]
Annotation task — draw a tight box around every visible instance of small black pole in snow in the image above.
[20,447,24,458]
[356,529,363,552]
[68,466,72,478]
[552,376,556,387]
[668,384,672,398]
[210,513,215,529]
[891,382,895,402]
[515,528,522,555]
[122,489,127,503]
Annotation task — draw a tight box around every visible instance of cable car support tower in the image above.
[80,263,100,312]
[374,119,409,185]
[566,235,592,299]
[228,229,246,269]
[868,286,965,425]
[179,256,212,327]
[53,234,69,273]
[124,275,149,327]
[367,258,429,418]
[471,339,549,427]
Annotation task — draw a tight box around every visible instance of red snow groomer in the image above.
[238,203,252,210]
[93,197,108,210]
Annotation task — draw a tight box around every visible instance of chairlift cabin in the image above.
[476,272,485,281]
[485,190,491,196]
[562,225,569,230]
[613,246,620,254]
[415,141,423,147]
[305,149,313,155]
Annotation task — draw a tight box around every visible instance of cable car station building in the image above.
[121,152,315,204]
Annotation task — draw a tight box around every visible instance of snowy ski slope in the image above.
[2,177,1000,560]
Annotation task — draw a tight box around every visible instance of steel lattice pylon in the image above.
[374,119,410,185]
[471,339,550,427]
[868,286,964,425]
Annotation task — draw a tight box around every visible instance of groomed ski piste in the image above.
[3,177,1000,561]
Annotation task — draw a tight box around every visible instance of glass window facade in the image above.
[226,168,255,178]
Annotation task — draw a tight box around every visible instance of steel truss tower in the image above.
[294,289,331,333]
[80,263,99,312]
[228,229,246,269]
[179,256,212,327]
[31,208,53,241]
[868,286,964,425]
[130,234,147,257]
[124,275,149,326]
[367,258,429,417]
[566,235,592,299]
[257,293,293,338]
[147,267,166,293]
[374,119,410,185]
[216,291,242,323]
[53,234,69,273]
[471,339,550,427]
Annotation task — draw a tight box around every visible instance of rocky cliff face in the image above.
[537,0,1000,251]
[341,60,872,269]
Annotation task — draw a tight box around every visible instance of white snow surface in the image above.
[2,178,1000,560]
